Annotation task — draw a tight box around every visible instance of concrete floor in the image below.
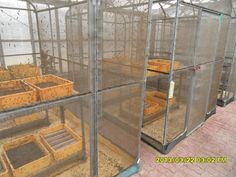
[133,102,236,177]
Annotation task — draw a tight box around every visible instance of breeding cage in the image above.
[0,0,152,177]
[142,0,232,153]
[217,1,236,107]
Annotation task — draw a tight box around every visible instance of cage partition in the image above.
[0,0,153,176]
[141,0,232,154]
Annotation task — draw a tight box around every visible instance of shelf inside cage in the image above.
[0,68,12,82]
[39,124,82,161]
[147,59,181,73]
[23,75,74,102]
[8,64,40,79]
[0,156,8,177]
[2,135,51,177]
[0,80,37,111]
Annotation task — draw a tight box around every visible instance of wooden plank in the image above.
[2,135,51,177]
[0,80,37,111]
[23,75,74,102]
[39,124,82,161]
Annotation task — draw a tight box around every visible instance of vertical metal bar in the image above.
[205,14,222,115]
[35,12,43,61]
[138,0,153,161]
[77,12,84,70]
[60,106,65,123]
[0,34,5,67]
[114,12,117,55]
[27,3,37,65]
[55,9,63,73]
[69,6,75,81]
[79,101,86,160]
[48,8,55,58]
[163,0,180,146]
[185,8,202,133]
[88,0,99,176]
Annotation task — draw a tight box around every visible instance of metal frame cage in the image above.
[217,0,236,107]
[142,0,232,154]
[0,0,153,176]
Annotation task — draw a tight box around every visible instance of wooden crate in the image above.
[0,68,12,82]
[0,156,9,177]
[8,64,40,79]
[146,91,176,107]
[0,80,37,111]
[23,75,74,102]
[2,135,51,177]
[148,59,181,73]
[39,124,82,161]
[144,98,162,116]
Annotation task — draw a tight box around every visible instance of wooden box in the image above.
[0,80,37,111]
[144,99,162,116]
[39,124,82,161]
[23,75,74,102]
[2,135,51,177]
[148,59,181,73]
[0,68,12,82]
[8,64,40,79]
[146,91,176,107]
[0,156,9,177]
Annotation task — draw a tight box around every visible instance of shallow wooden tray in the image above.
[0,80,37,111]
[8,64,40,79]
[39,124,82,161]
[23,75,74,102]
[2,135,51,177]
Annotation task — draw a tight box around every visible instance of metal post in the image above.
[0,34,5,67]
[163,0,180,146]
[27,3,37,65]
[88,0,99,176]
[55,9,63,73]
